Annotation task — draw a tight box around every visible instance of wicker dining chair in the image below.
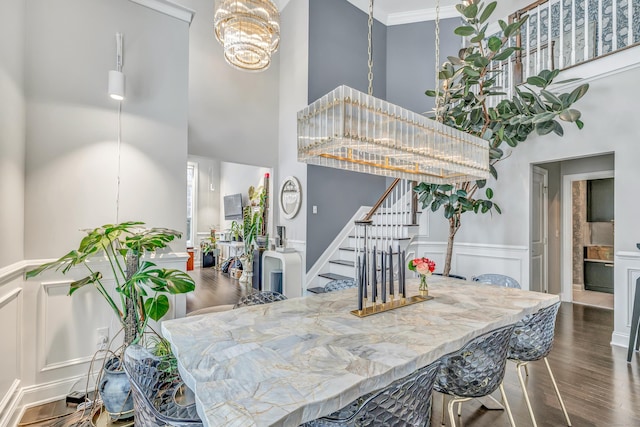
[472,273,521,289]
[233,290,287,308]
[301,360,440,427]
[508,302,571,426]
[434,324,516,427]
[324,279,357,293]
[123,345,203,427]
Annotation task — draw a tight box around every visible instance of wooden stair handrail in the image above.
[361,179,418,224]
[361,179,400,223]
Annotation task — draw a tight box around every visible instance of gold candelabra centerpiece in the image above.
[351,246,433,318]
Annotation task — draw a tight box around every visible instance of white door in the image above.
[531,166,548,293]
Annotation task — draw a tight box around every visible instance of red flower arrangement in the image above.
[408,257,436,293]
[408,257,436,276]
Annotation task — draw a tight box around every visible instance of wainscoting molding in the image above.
[414,239,529,289]
[612,251,640,348]
[0,262,26,427]
[0,253,189,427]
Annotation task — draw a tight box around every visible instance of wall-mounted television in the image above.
[224,193,243,220]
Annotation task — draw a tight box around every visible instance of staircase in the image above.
[308,179,421,290]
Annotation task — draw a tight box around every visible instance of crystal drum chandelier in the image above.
[214,0,280,72]
[297,85,489,183]
[297,0,489,183]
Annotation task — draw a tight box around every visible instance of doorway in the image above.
[562,171,614,309]
[533,154,615,309]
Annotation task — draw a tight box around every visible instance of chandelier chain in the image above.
[435,0,442,122]
[368,0,374,96]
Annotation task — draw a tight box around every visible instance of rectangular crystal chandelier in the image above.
[297,85,490,184]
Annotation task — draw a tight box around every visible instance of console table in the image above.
[162,277,558,427]
[217,241,244,259]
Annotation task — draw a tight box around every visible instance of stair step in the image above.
[349,235,410,240]
[340,247,401,255]
[318,272,353,281]
[329,259,354,267]
[373,211,423,215]
[366,224,419,227]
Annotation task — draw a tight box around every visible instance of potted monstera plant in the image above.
[26,221,195,420]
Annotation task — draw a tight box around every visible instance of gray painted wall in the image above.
[308,0,387,102]
[305,1,463,271]
[181,0,280,169]
[23,0,190,258]
[386,18,460,115]
[0,0,25,268]
[306,0,389,270]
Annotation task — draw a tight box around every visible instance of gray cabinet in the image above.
[584,261,614,294]
[587,178,614,222]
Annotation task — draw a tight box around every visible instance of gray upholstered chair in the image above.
[324,279,357,293]
[123,345,203,427]
[301,360,440,427]
[434,324,516,427]
[472,273,521,289]
[508,302,571,426]
[233,290,287,308]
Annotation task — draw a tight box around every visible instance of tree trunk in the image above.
[443,217,458,276]
[123,251,139,347]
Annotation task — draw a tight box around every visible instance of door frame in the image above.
[531,166,549,293]
[561,170,614,302]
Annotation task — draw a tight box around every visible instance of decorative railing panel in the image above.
[486,0,639,106]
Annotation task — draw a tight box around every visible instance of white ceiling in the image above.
[346,0,460,25]
[274,0,531,25]
[274,0,461,26]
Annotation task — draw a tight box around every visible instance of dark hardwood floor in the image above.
[430,303,640,426]
[186,266,252,313]
[22,277,640,426]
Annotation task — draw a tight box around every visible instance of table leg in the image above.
[627,277,640,362]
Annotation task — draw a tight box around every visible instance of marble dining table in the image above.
[161,276,559,427]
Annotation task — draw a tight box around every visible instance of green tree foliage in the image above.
[415,0,589,275]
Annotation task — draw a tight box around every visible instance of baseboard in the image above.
[1,374,90,427]
[611,331,630,349]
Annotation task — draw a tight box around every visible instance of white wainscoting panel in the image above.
[0,253,190,426]
[0,262,25,427]
[415,240,529,288]
[612,251,640,348]
[0,286,21,420]
[38,280,113,373]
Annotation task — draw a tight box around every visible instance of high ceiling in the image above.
[275,0,530,26]
[346,0,461,25]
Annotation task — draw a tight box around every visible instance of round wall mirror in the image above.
[280,176,302,219]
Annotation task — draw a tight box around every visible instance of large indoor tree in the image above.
[415,0,589,275]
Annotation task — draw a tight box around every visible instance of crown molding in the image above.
[128,0,195,25]
[346,1,458,26]
[386,5,459,26]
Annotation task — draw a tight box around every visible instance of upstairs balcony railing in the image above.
[488,0,639,103]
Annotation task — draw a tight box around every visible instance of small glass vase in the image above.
[419,274,428,296]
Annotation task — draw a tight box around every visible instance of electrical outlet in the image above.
[96,327,109,351]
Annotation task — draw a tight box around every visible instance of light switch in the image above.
[312,205,318,214]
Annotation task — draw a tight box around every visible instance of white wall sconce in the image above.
[108,33,125,100]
